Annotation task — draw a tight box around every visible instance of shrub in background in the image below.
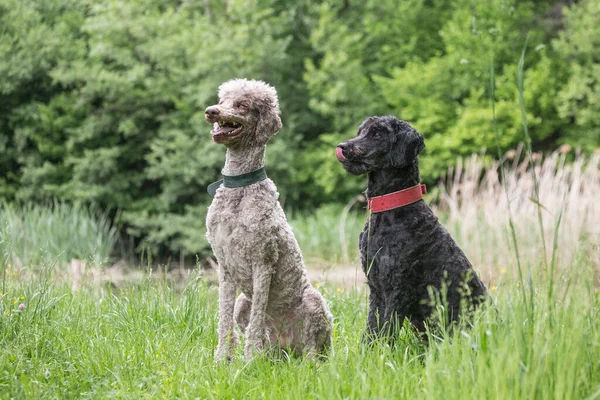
[1,0,598,258]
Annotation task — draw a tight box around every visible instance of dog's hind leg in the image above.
[381,309,407,343]
[299,287,333,357]
[234,293,252,334]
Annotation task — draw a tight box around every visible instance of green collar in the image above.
[207,167,268,197]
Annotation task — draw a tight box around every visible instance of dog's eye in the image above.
[234,101,249,110]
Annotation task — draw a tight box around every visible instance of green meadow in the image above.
[1,150,599,399]
[1,254,599,399]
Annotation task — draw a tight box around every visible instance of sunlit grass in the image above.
[0,153,599,397]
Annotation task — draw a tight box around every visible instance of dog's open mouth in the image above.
[211,119,244,142]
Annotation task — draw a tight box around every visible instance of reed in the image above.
[434,147,599,284]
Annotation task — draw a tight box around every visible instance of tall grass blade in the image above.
[489,52,528,309]
[517,35,548,274]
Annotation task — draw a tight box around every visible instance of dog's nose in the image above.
[205,106,220,118]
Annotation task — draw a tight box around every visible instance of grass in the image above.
[0,201,117,268]
[1,265,599,399]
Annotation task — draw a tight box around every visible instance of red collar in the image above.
[368,184,427,213]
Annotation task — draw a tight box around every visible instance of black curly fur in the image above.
[337,116,487,341]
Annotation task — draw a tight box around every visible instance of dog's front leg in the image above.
[215,268,237,362]
[244,268,273,360]
[364,289,383,343]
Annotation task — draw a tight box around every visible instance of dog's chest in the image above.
[359,213,417,282]
[207,201,262,248]
[205,186,283,273]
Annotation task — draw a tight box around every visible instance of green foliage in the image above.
[1,0,598,256]
[0,0,88,199]
[1,0,308,255]
[307,0,568,184]
[554,0,600,151]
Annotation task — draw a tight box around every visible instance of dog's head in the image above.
[205,79,282,147]
[336,116,425,175]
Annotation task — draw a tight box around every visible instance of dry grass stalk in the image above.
[433,146,600,283]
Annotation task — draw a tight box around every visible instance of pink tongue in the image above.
[335,147,346,161]
[212,126,235,136]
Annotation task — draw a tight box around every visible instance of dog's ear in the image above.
[390,121,425,168]
[257,111,282,137]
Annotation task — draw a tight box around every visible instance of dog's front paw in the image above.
[244,338,265,360]
[214,345,233,363]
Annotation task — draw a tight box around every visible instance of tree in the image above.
[554,0,600,152]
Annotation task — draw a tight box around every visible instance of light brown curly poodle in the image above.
[205,79,333,361]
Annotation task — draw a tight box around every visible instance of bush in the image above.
[1,0,598,258]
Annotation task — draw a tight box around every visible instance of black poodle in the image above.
[336,116,487,341]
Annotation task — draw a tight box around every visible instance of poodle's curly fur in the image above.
[205,79,333,361]
[337,116,487,340]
